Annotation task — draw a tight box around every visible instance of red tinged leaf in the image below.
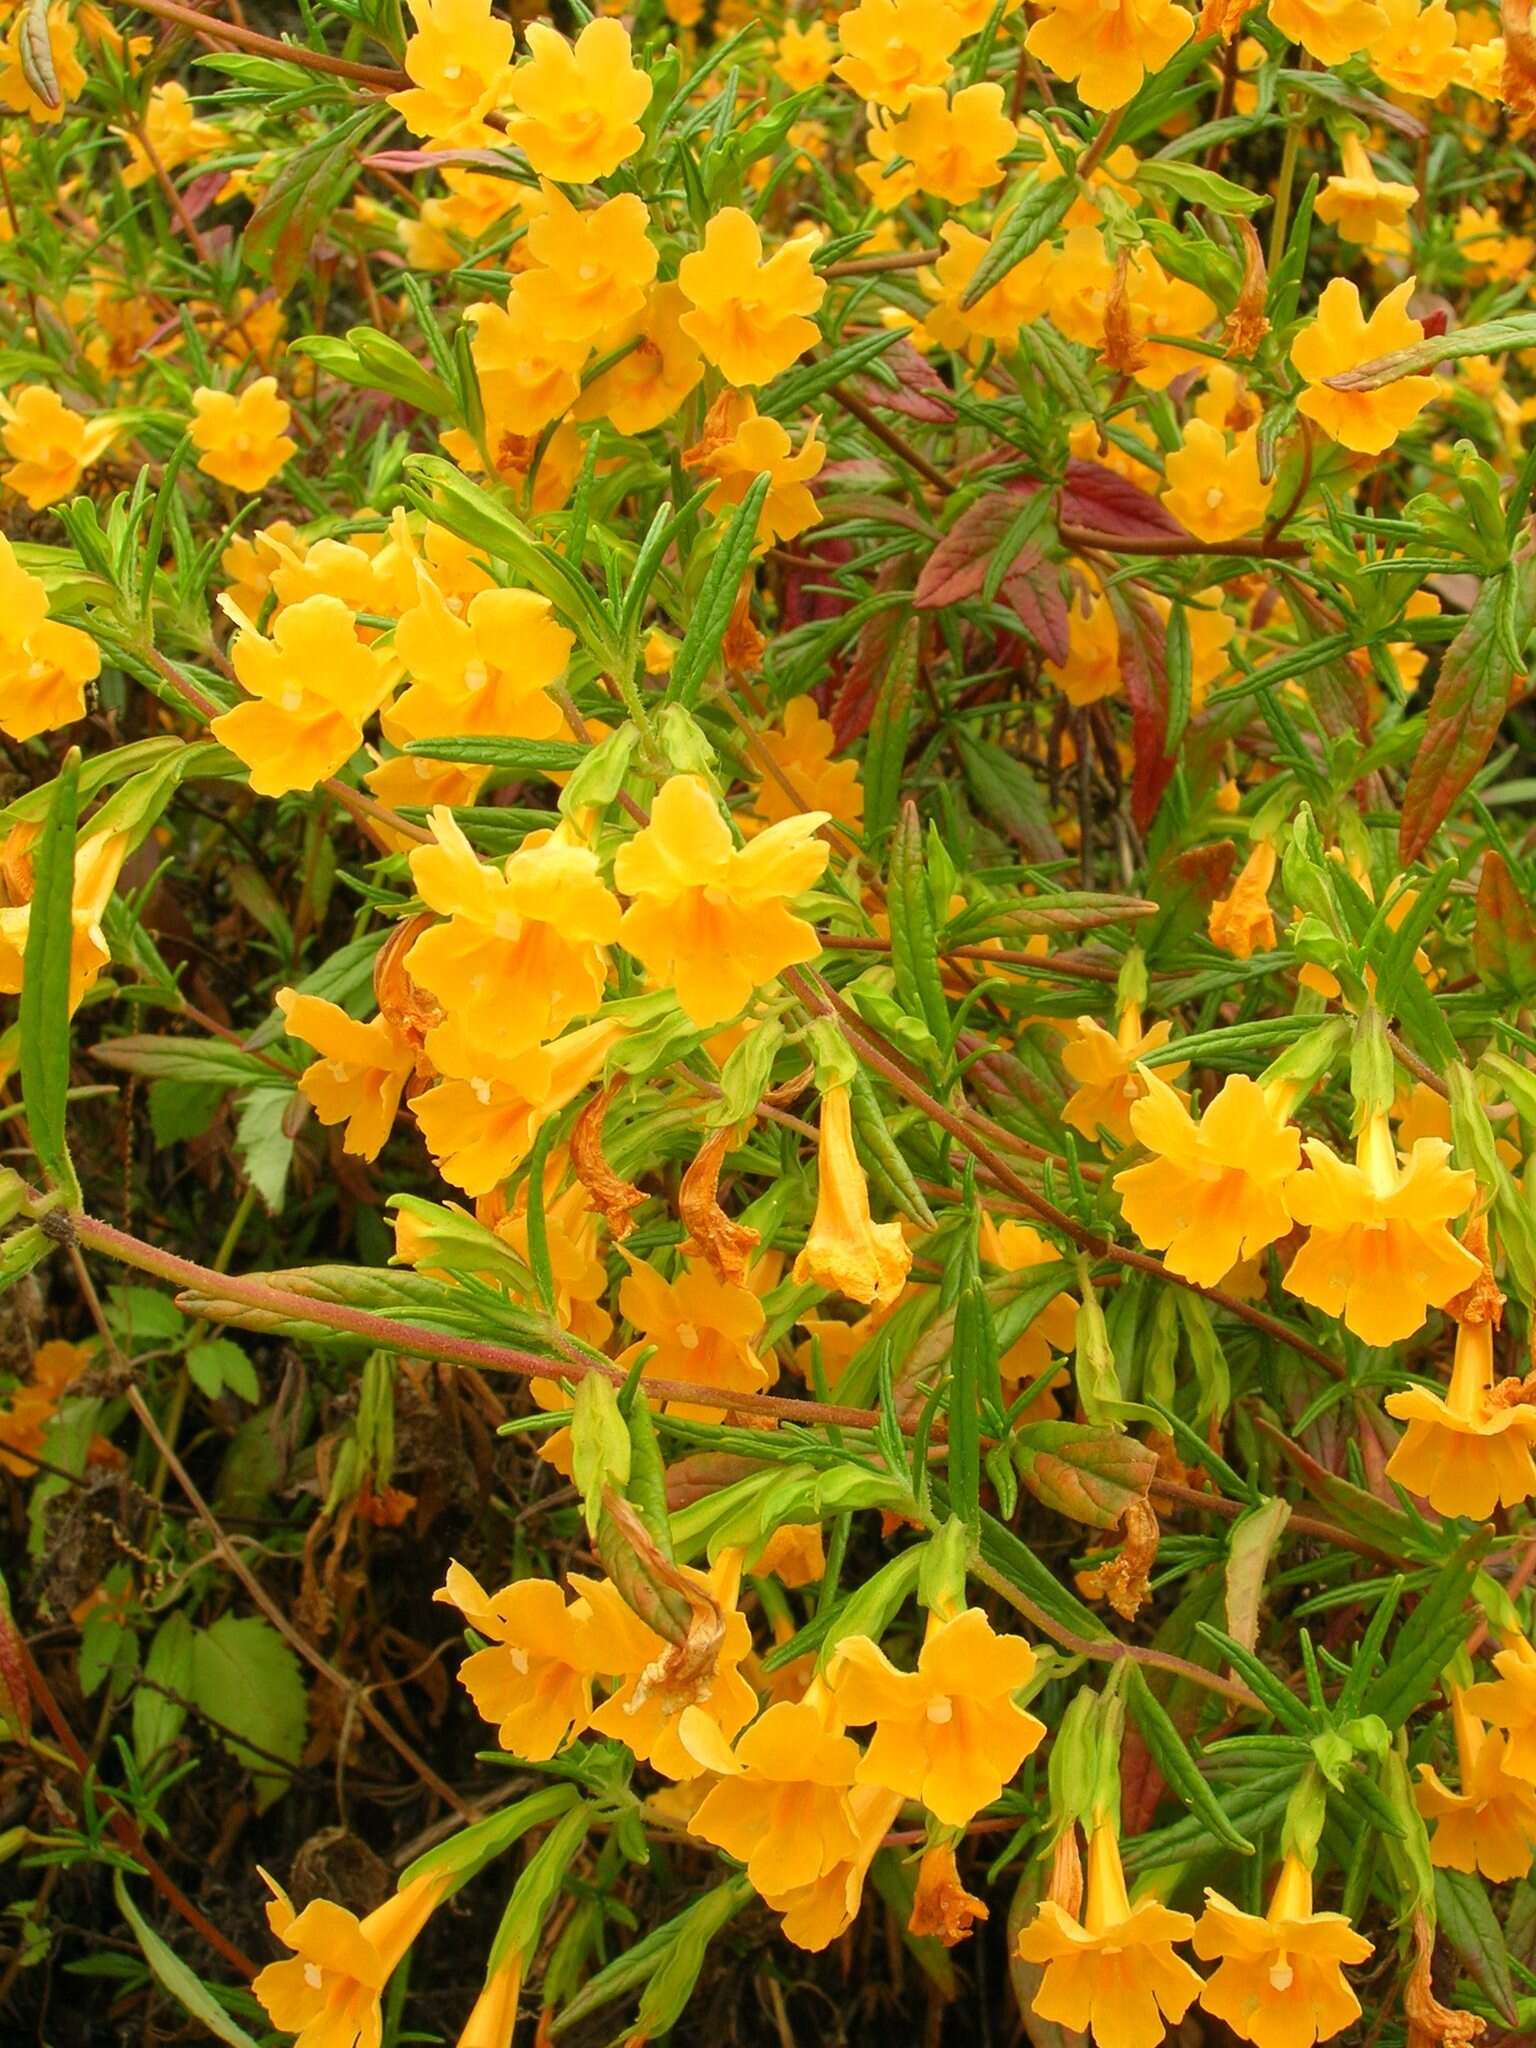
[1062,458,1190,543]
[1474,849,1536,995]
[1400,535,1536,862]
[1001,553,1071,665]
[856,339,956,423]
[827,557,910,746]
[912,489,1069,658]
[1014,1422,1157,1529]
[1106,581,1175,829]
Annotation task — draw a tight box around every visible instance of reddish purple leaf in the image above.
[1063,458,1189,542]
[1106,582,1174,829]
[857,340,956,423]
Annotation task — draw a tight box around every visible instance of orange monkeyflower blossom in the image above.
[388,581,569,751]
[613,773,829,1027]
[1114,1071,1301,1287]
[834,0,962,106]
[276,991,419,1162]
[793,1083,913,1307]
[0,825,129,1014]
[460,290,590,440]
[1016,1821,1202,2047]
[0,385,116,510]
[614,1253,772,1423]
[1046,223,1119,347]
[1044,589,1123,708]
[0,533,100,742]
[398,167,522,271]
[858,84,1017,210]
[1118,249,1217,390]
[1026,0,1193,111]
[388,0,515,147]
[0,2,85,122]
[1374,0,1464,95]
[115,81,223,184]
[434,1562,602,1757]
[220,520,302,621]
[830,1607,1044,1827]
[677,208,825,387]
[1315,133,1419,244]
[1193,1852,1372,2048]
[253,1865,451,2048]
[1209,838,1278,959]
[681,390,825,549]
[1291,280,1437,456]
[1416,1687,1536,1881]
[211,595,393,797]
[1384,1272,1536,1518]
[411,1016,624,1198]
[503,20,652,184]
[190,377,296,493]
[0,1340,95,1477]
[925,219,1053,351]
[1463,1634,1536,1782]
[574,1552,759,1777]
[1284,1110,1479,1346]
[1268,0,1388,61]
[764,1782,905,1951]
[751,1521,827,1587]
[747,695,863,833]
[575,282,705,434]
[1062,1007,1185,1148]
[910,1839,991,1946]
[516,185,657,345]
[1161,420,1272,543]
[978,1216,1076,1394]
[682,1682,864,1895]
[406,808,619,1068]
[774,17,836,89]
[1457,203,1536,285]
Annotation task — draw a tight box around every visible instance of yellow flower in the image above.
[1463,1634,1536,1783]
[276,991,419,1162]
[923,218,1053,353]
[613,774,828,1027]
[1026,0,1193,111]
[220,520,301,621]
[434,1562,601,1757]
[462,288,590,438]
[1315,134,1419,246]
[1267,0,1388,61]
[0,825,128,1015]
[834,0,962,107]
[1374,0,1464,95]
[683,1684,864,1895]
[774,18,836,89]
[1209,838,1277,959]
[190,377,296,493]
[1115,1071,1300,1288]
[792,1083,913,1307]
[456,1950,523,2048]
[411,1015,624,1196]
[677,208,825,388]
[1062,1008,1185,1148]
[407,808,619,1070]
[747,696,863,833]
[1044,590,1122,708]
[515,184,657,345]
[388,580,568,752]
[574,282,705,434]
[978,1217,1077,1393]
[1416,1688,1536,1881]
[1016,1821,1202,2047]
[1162,420,1271,543]
[211,594,393,797]
[0,386,116,510]
[766,1783,905,1951]
[614,1253,772,1423]
[831,1608,1043,1827]
[751,1522,827,1587]
[1118,248,1217,390]
[0,534,99,742]
[681,390,825,549]
[1456,202,1536,284]
[398,167,522,270]
[388,0,515,146]
[253,1866,450,2048]
[1284,1110,1479,1347]
[1291,280,1436,456]
[576,1552,759,1776]
[1193,1853,1372,2048]
[503,20,651,183]
[858,83,1016,209]
[1385,1284,1536,1519]
[115,81,223,184]
[1045,224,1117,348]
[0,2,85,121]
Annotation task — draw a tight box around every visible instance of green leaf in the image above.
[235,1087,297,1214]
[666,473,771,708]
[862,619,919,846]
[133,1612,193,1780]
[960,174,1076,308]
[1360,1530,1485,1731]
[1124,1662,1254,1854]
[401,735,586,773]
[93,1034,291,1089]
[1224,1497,1291,1655]
[188,1616,307,1813]
[20,746,81,1199]
[949,726,1060,862]
[245,105,385,293]
[1013,1423,1156,1531]
[112,1875,261,2048]
[187,1339,260,1405]
[1434,1867,1520,2025]
[1134,158,1270,215]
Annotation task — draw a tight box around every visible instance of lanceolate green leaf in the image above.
[20,746,81,1200]
[666,473,771,707]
